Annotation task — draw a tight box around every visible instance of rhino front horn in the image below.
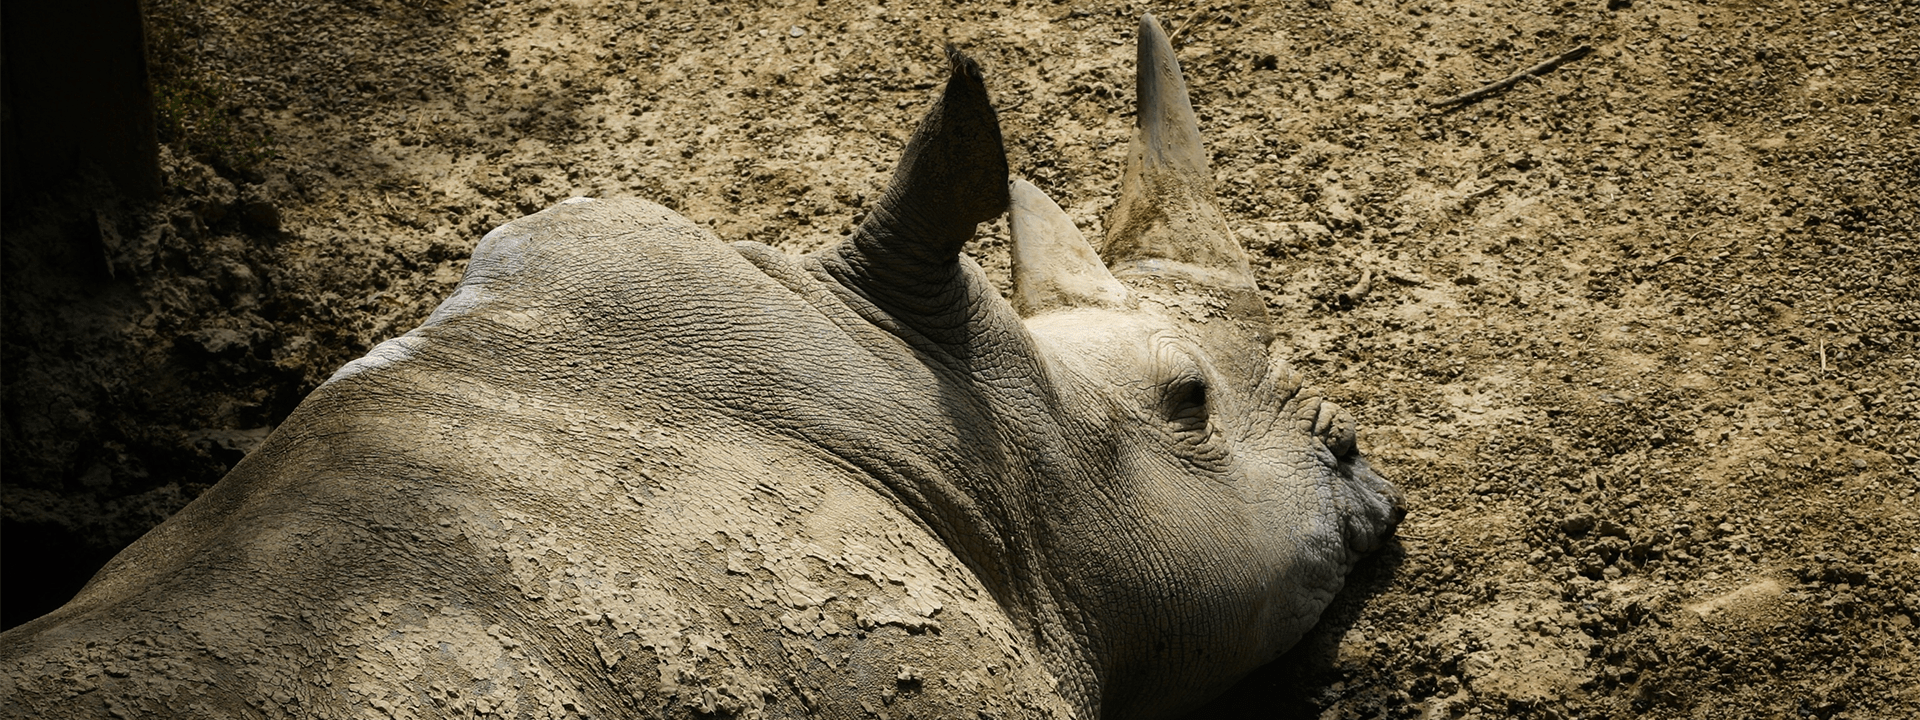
[1100,14,1257,293]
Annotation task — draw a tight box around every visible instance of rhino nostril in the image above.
[1312,400,1337,437]
[1312,401,1357,457]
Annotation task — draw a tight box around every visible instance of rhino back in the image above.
[0,199,1073,719]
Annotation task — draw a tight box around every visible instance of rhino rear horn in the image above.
[844,46,1010,269]
[1009,179,1128,316]
[1100,14,1257,293]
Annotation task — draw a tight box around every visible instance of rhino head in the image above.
[813,15,1400,716]
[992,16,1404,716]
[0,15,1397,720]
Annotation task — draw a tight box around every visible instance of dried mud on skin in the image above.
[3,0,1917,717]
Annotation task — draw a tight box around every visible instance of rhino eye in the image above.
[1165,380,1210,434]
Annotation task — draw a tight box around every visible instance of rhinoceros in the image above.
[0,16,1400,720]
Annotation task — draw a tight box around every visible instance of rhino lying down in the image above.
[1,16,1400,720]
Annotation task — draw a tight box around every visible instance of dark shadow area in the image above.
[1,0,598,631]
[1180,538,1410,719]
[0,172,270,631]
[1,0,160,201]
[0,520,122,628]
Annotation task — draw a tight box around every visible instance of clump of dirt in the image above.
[3,0,1915,717]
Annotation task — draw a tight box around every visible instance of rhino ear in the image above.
[842,46,1010,270]
[1100,14,1257,293]
[1009,179,1127,316]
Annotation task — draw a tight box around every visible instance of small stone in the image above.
[1560,514,1597,537]
[895,664,922,686]
[183,327,252,359]
[240,199,281,232]
[1596,519,1630,539]
[789,25,806,38]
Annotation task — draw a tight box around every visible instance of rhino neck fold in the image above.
[811,237,986,355]
[789,247,1101,714]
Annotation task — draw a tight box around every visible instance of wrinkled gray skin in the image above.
[0,18,1399,720]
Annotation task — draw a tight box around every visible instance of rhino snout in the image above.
[1303,397,1401,556]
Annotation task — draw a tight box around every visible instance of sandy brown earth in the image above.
[3,0,1917,717]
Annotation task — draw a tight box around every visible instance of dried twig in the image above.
[1338,269,1375,306]
[1382,270,1428,286]
[1465,183,1503,201]
[1168,10,1217,46]
[1429,45,1595,110]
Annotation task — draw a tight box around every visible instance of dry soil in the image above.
[3,0,1916,718]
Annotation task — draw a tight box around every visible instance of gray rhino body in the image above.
[0,19,1399,720]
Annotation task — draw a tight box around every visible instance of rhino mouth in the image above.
[1335,453,1405,557]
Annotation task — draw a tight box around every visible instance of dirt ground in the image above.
[3,0,1916,717]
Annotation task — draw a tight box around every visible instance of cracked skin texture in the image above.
[1,199,1076,718]
[0,33,1400,720]
[0,196,1396,718]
